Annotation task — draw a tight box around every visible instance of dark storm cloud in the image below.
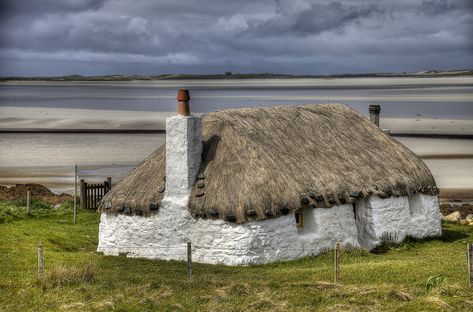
[0,0,471,76]
[247,1,385,36]
[421,0,473,15]
[0,0,106,19]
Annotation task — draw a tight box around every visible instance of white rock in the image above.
[445,211,461,222]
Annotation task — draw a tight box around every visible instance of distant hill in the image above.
[1,70,472,81]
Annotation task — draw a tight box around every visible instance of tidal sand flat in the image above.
[1,106,472,136]
[1,77,472,130]
[395,137,473,191]
[0,133,472,197]
[0,133,165,193]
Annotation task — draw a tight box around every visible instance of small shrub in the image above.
[32,200,52,210]
[371,232,400,253]
[425,275,446,292]
[0,199,69,223]
[59,200,74,210]
[39,263,97,287]
[0,202,24,223]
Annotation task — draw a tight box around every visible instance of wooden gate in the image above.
[80,177,112,210]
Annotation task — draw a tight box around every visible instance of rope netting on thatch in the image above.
[99,104,438,223]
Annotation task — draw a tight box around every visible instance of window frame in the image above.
[295,211,304,229]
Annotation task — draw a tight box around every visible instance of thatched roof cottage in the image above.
[97,90,441,265]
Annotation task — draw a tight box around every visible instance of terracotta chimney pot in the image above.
[177,89,191,116]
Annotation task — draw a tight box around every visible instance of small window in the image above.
[408,195,423,216]
[295,211,304,228]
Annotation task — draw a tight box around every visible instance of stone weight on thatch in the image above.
[301,197,310,205]
[349,191,361,199]
[149,202,158,210]
[327,194,336,205]
[246,209,257,216]
[226,214,237,222]
[207,209,218,217]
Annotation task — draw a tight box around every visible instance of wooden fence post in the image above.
[107,177,112,192]
[334,242,341,284]
[74,165,77,224]
[80,179,85,209]
[187,242,192,280]
[84,182,88,210]
[26,191,31,213]
[468,243,473,287]
[38,241,44,279]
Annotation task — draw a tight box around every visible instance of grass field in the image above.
[0,200,472,311]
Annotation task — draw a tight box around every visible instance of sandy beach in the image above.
[1,106,472,136]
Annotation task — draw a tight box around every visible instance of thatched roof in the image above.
[99,104,438,223]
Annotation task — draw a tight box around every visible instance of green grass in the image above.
[0,200,472,311]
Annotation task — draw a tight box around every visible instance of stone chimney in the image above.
[164,89,202,199]
[369,105,381,127]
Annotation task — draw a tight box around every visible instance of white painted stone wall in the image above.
[98,194,440,265]
[298,204,360,254]
[98,201,192,261]
[190,214,302,265]
[98,211,300,265]
[406,193,442,239]
[355,194,441,249]
[98,204,361,265]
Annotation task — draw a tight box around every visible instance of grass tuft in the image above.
[425,274,446,292]
[39,263,96,288]
[387,289,413,302]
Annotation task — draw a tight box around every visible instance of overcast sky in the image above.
[0,0,472,76]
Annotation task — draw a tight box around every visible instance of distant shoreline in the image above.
[1,70,472,82]
[390,133,473,140]
[0,128,165,134]
[1,128,473,139]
